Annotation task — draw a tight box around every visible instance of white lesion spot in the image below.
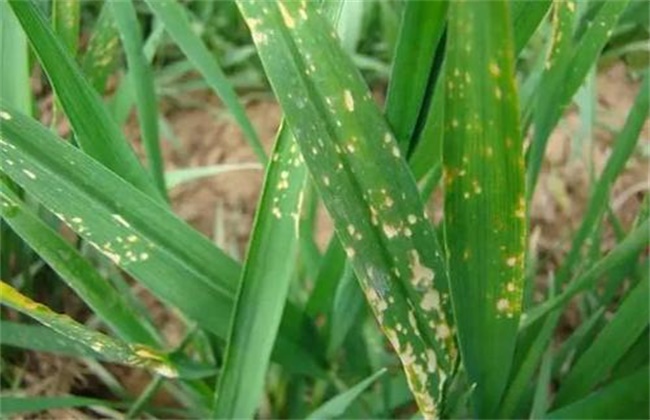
[0,111,11,120]
[277,170,290,190]
[272,206,282,219]
[71,217,83,223]
[112,214,130,228]
[495,87,502,100]
[407,214,417,225]
[496,298,510,313]
[425,349,437,373]
[489,61,501,77]
[408,250,435,289]
[384,133,392,144]
[420,289,441,312]
[506,256,517,267]
[392,146,401,158]
[506,282,516,292]
[22,169,37,179]
[345,247,355,258]
[322,176,330,186]
[346,143,356,153]
[277,1,295,28]
[382,223,399,239]
[435,323,451,340]
[344,90,354,112]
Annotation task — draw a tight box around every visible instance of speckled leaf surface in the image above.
[443,0,525,416]
[0,106,239,338]
[0,183,161,347]
[236,2,455,416]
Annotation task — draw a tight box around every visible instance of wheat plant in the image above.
[0,0,648,418]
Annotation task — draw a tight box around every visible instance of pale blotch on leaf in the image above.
[420,289,440,312]
[0,111,11,120]
[344,90,354,112]
[277,1,295,28]
[22,169,37,180]
[112,214,131,228]
[408,250,434,289]
[506,256,517,267]
[382,223,399,239]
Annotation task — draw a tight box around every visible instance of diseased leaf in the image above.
[444,0,526,415]
[236,2,455,416]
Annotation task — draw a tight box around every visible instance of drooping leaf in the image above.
[0,281,177,377]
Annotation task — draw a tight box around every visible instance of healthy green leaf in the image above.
[545,368,649,419]
[522,219,649,328]
[236,2,455,416]
[554,74,649,287]
[165,163,262,189]
[385,0,447,151]
[1,320,110,360]
[109,0,166,196]
[8,0,162,200]
[444,0,525,415]
[306,368,387,419]
[553,275,649,406]
[511,0,552,55]
[143,0,267,164]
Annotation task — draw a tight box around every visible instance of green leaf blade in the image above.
[444,0,526,415]
[0,106,239,338]
[109,0,166,197]
[0,281,177,377]
[213,126,307,418]
[236,2,455,416]
[0,183,161,346]
[143,0,267,164]
[7,0,162,200]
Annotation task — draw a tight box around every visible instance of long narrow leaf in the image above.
[545,368,649,419]
[385,0,447,151]
[527,0,629,195]
[8,0,161,200]
[444,0,525,415]
[236,2,456,416]
[0,281,177,377]
[109,0,166,196]
[0,106,239,338]
[306,368,387,419]
[522,220,649,328]
[553,275,649,406]
[554,75,649,286]
[213,125,307,417]
[0,183,160,346]
[143,0,267,164]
